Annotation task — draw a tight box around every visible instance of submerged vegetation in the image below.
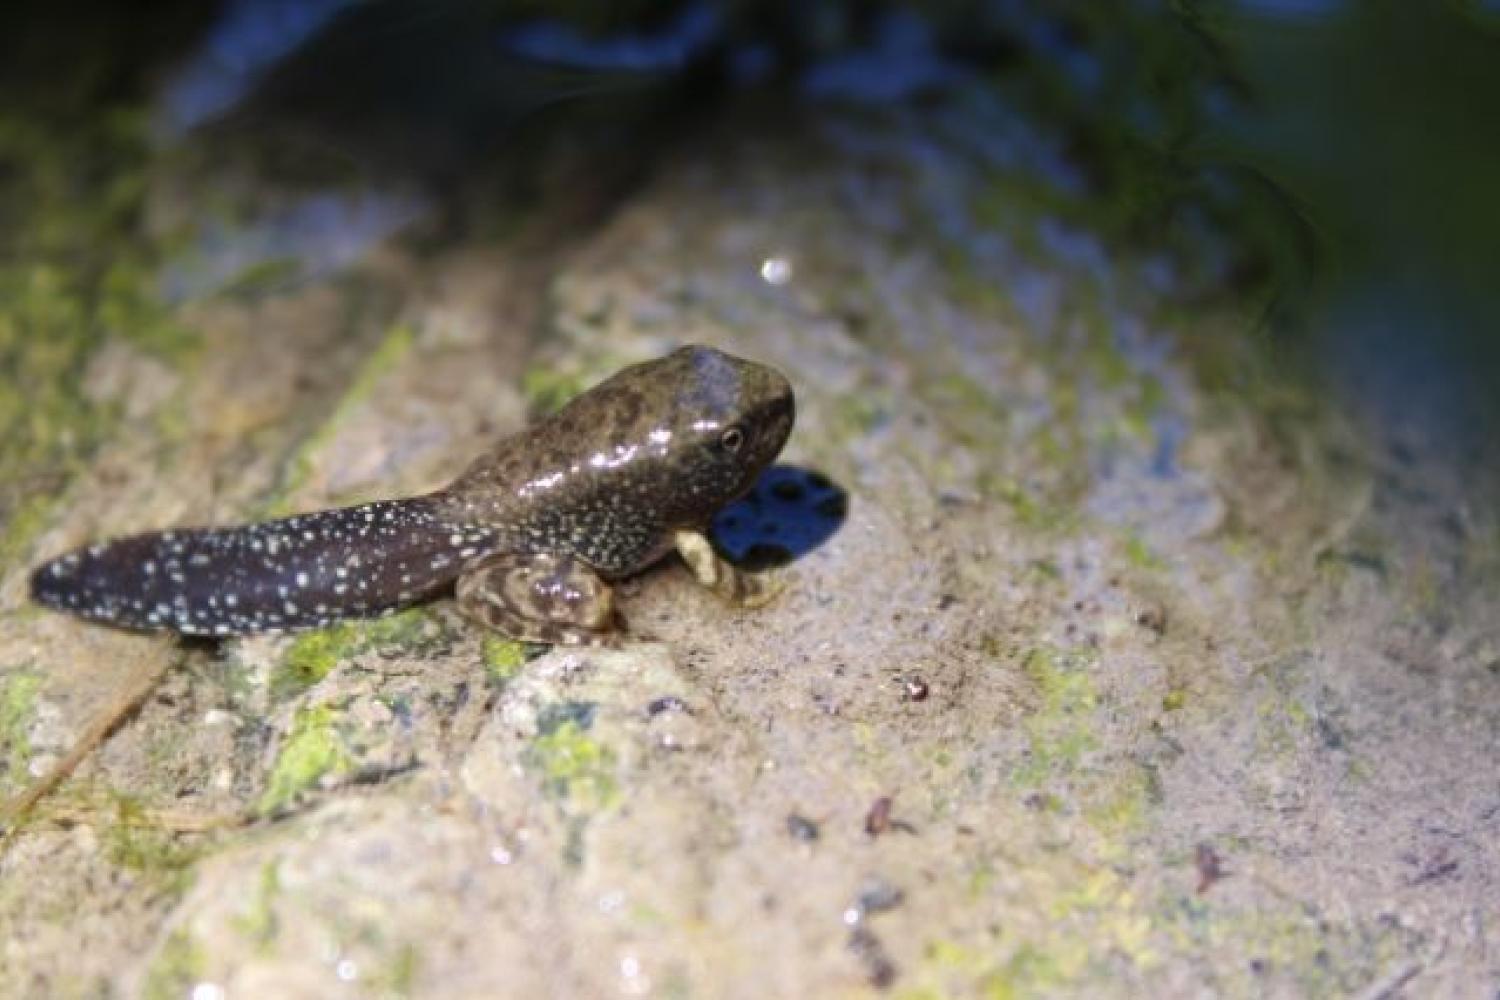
[0,8,209,573]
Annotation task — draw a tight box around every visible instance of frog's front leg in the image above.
[456,551,622,645]
[673,530,780,608]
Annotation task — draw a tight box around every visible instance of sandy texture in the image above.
[2,110,1498,1000]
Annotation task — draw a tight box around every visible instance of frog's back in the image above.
[442,345,794,577]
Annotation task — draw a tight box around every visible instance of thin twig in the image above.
[0,643,175,844]
[35,801,248,834]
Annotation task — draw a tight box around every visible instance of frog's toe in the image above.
[673,529,786,608]
[733,569,784,608]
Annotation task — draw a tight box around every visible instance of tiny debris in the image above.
[847,926,897,990]
[1405,846,1460,886]
[1136,602,1168,636]
[1195,843,1228,893]
[646,695,689,718]
[842,876,904,991]
[899,675,929,702]
[864,796,917,837]
[786,813,820,842]
[854,876,904,917]
[865,796,893,837]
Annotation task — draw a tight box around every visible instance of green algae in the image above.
[231,861,281,952]
[521,366,589,417]
[0,669,43,791]
[0,98,204,573]
[901,873,1417,1000]
[480,636,536,686]
[104,803,202,894]
[1122,532,1164,571]
[1157,897,1422,997]
[269,609,449,701]
[902,864,1158,998]
[257,704,354,816]
[271,627,353,701]
[525,719,618,810]
[214,257,303,299]
[1013,647,1099,787]
[827,390,888,442]
[382,943,420,998]
[142,928,207,1000]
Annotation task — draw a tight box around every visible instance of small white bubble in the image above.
[336,959,358,982]
[190,983,225,1000]
[490,845,513,865]
[620,955,650,996]
[759,256,793,285]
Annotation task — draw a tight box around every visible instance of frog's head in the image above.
[565,344,795,525]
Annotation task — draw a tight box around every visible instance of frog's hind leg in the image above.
[456,551,621,646]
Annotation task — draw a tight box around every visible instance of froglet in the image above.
[31,345,795,645]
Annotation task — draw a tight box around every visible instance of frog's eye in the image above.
[718,425,746,453]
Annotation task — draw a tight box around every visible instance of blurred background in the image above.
[3,0,1499,472]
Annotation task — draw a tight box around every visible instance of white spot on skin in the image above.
[296,572,309,588]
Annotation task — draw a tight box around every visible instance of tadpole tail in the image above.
[30,496,496,636]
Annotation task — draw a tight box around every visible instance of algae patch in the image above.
[0,100,204,573]
[524,719,618,810]
[1013,647,1099,787]
[105,797,203,893]
[142,928,208,1000]
[231,861,281,952]
[905,873,1154,998]
[257,704,353,815]
[521,366,589,418]
[269,608,450,700]
[481,636,544,687]
[0,668,43,790]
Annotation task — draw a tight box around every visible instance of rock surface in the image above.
[2,99,1499,1000]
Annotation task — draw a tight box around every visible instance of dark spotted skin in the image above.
[31,345,795,644]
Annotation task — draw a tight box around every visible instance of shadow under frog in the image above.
[30,345,837,647]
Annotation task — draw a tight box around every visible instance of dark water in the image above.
[1206,3,1500,443]
[5,0,1499,447]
